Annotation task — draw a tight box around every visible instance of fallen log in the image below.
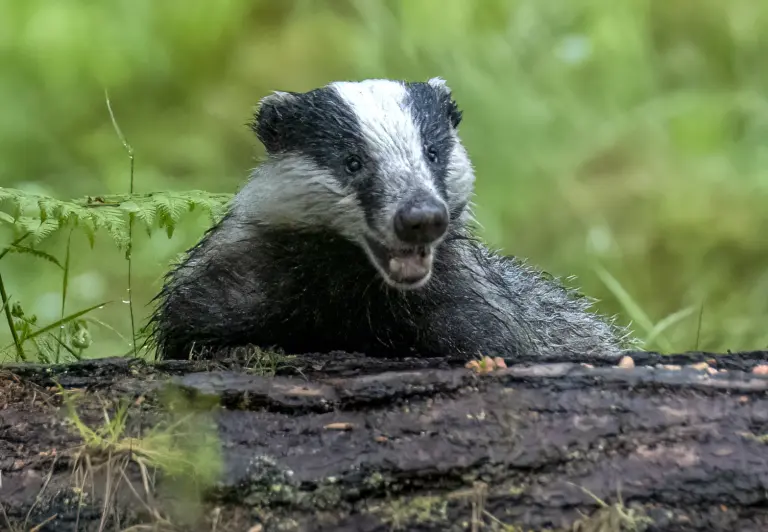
[1,350,767,532]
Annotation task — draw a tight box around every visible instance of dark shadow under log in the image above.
[1,350,767,532]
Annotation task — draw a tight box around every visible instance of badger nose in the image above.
[394,199,449,244]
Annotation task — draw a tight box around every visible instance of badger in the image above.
[147,78,632,362]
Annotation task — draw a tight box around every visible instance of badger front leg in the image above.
[148,267,263,360]
[147,221,269,360]
[426,239,629,361]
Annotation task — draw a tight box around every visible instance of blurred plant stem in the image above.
[0,271,25,361]
[105,90,139,358]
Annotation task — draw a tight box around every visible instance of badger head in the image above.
[242,78,475,290]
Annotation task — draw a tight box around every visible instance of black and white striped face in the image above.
[247,78,475,290]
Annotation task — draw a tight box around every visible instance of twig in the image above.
[28,513,59,532]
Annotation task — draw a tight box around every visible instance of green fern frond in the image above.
[6,216,59,244]
[153,193,186,238]
[32,219,61,244]
[4,245,63,268]
[78,213,98,248]
[30,335,57,364]
[0,187,231,250]
[128,200,156,236]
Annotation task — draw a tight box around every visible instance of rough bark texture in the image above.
[1,350,767,532]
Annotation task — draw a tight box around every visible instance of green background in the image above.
[2,0,767,359]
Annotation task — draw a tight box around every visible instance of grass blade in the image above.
[84,316,131,346]
[24,301,111,341]
[594,265,655,334]
[50,333,83,361]
[644,306,696,351]
[694,303,705,351]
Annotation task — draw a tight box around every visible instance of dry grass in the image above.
[58,386,223,531]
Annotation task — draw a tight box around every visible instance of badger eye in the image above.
[426,146,439,163]
[345,155,363,174]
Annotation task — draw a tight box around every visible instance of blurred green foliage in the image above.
[1,0,767,359]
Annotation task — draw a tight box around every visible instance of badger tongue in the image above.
[387,246,433,282]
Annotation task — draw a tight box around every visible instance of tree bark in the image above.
[1,350,767,532]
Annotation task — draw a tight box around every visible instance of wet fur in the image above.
[147,80,632,361]
[148,213,630,360]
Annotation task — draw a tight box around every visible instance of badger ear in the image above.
[427,77,450,92]
[427,77,462,129]
[251,91,298,153]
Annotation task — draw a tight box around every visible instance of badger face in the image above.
[249,78,475,290]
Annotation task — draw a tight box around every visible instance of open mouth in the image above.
[363,235,434,289]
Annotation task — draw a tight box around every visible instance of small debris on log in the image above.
[617,355,635,369]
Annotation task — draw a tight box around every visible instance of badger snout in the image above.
[360,194,449,291]
[393,198,449,245]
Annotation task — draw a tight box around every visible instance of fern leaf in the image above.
[30,336,56,364]
[85,206,129,249]
[6,245,63,269]
[153,193,187,238]
[10,217,53,242]
[0,232,31,261]
[11,196,24,221]
[31,219,60,245]
[0,187,13,201]
[80,215,97,248]
[0,188,21,220]
[37,197,60,224]
[0,188,233,249]
[156,193,187,221]
[129,200,156,236]
[53,201,81,227]
[120,201,141,214]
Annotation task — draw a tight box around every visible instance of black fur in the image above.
[403,81,458,198]
[147,79,632,361]
[251,87,395,228]
[251,88,367,176]
[148,223,625,360]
